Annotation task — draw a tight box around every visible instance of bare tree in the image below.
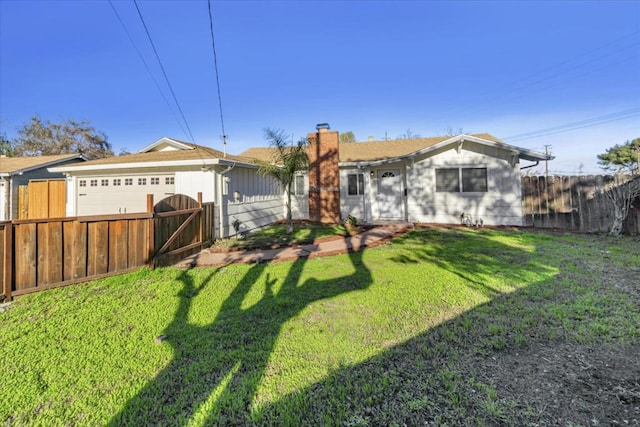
[604,175,640,235]
[12,115,113,159]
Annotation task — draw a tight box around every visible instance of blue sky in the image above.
[1,0,639,174]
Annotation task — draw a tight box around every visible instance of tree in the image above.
[604,175,640,235]
[259,128,309,234]
[397,128,421,139]
[597,138,640,174]
[339,131,356,143]
[0,132,14,156]
[12,115,113,160]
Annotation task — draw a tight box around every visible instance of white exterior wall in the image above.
[0,179,6,221]
[406,143,523,226]
[175,170,215,203]
[339,167,373,223]
[225,196,283,238]
[291,173,309,220]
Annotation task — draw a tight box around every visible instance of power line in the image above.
[432,30,640,124]
[503,108,640,142]
[207,0,227,156]
[133,0,195,143]
[107,0,190,142]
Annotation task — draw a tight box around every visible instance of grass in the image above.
[210,222,353,250]
[0,227,638,425]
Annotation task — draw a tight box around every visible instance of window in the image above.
[347,173,365,196]
[294,175,305,195]
[79,180,86,187]
[436,168,487,193]
[138,178,147,185]
[462,168,487,192]
[90,179,98,187]
[151,177,159,185]
[125,178,133,186]
[101,179,109,186]
[165,177,174,185]
[113,179,121,186]
[435,169,459,192]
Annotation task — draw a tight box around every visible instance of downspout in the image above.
[520,161,540,170]
[216,162,236,239]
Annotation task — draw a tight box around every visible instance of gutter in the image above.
[520,161,540,170]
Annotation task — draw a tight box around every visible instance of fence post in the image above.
[2,222,13,301]
[147,194,155,269]
[197,192,203,250]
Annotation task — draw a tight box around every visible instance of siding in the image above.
[406,142,523,226]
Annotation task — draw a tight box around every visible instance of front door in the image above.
[376,169,403,219]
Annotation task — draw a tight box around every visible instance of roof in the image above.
[49,137,262,173]
[240,133,551,164]
[0,153,84,175]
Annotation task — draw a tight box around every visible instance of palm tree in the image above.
[259,128,309,234]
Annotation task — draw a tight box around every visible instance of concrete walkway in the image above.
[177,223,413,268]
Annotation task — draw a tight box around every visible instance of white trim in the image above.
[48,157,259,173]
[137,137,194,153]
[339,134,552,167]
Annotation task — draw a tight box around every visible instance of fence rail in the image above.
[522,175,640,234]
[1,194,215,301]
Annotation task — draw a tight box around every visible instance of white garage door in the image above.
[77,175,175,216]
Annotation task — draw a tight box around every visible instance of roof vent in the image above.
[315,123,330,130]
[368,136,374,142]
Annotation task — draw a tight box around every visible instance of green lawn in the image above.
[210,223,352,250]
[1,227,638,425]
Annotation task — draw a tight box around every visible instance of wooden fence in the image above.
[1,194,215,301]
[522,175,640,234]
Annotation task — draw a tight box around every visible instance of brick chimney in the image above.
[307,124,341,223]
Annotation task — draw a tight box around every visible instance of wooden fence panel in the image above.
[87,221,109,276]
[108,220,128,272]
[1,193,215,299]
[522,175,640,234]
[48,181,66,218]
[63,221,87,282]
[14,223,36,290]
[18,186,28,220]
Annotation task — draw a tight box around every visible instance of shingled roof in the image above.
[72,141,258,167]
[0,153,83,175]
[240,133,505,164]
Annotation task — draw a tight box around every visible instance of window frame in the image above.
[435,167,488,193]
[347,173,365,196]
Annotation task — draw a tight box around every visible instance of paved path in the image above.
[177,223,413,268]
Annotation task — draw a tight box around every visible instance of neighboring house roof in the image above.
[0,153,84,176]
[49,137,262,173]
[240,133,552,165]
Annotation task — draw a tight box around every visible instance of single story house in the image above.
[0,153,85,220]
[241,127,552,226]
[50,126,551,238]
[49,137,283,238]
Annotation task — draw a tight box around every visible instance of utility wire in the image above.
[107,0,190,142]
[433,30,640,124]
[133,0,196,143]
[504,108,640,142]
[207,0,227,155]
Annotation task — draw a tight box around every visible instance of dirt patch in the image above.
[475,342,640,425]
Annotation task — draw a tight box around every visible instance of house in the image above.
[241,126,552,226]
[48,137,283,238]
[0,153,85,220]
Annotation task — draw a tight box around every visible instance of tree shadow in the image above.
[254,228,640,425]
[110,235,372,425]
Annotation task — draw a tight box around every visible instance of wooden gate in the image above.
[18,179,66,220]
[153,193,214,266]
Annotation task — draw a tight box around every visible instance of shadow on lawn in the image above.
[255,228,640,425]
[110,235,373,425]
